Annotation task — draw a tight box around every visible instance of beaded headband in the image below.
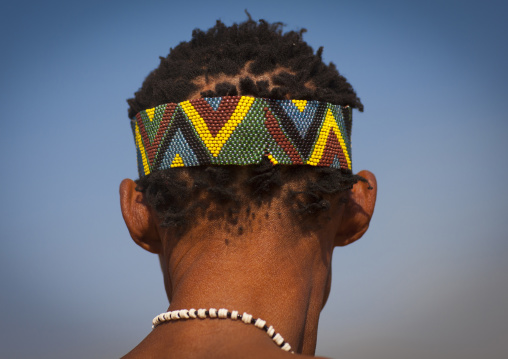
[131,96,352,177]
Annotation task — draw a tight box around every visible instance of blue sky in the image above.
[1,0,507,358]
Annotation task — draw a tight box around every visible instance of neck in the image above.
[159,218,334,355]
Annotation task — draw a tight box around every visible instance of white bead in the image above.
[197,309,207,318]
[218,308,228,319]
[151,307,292,353]
[254,318,266,329]
[273,333,284,346]
[281,343,291,351]
[267,326,275,337]
[242,312,252,324]
[180,309,189,319]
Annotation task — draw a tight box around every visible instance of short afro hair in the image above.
[128,18,363,118]
[128,17,367,237]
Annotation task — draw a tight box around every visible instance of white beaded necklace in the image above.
[152,308,294,353]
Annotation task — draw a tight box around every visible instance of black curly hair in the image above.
[128,17,367,237]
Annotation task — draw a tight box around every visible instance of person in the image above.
[119,17,377,359]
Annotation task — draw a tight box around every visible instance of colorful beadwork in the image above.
[131,96,353,177]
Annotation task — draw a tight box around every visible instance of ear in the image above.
[334,170,377,247]
[119,179,162,254]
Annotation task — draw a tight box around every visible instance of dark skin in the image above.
[119,170,377,358]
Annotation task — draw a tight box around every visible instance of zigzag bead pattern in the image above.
[152,308,294,353]
[132,96,353,177]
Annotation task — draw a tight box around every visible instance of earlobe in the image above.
[119,179,162,254]
[334,170,377,247]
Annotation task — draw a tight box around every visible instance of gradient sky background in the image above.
[1,0,507,358]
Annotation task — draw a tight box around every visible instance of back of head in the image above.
[127,18,366,238]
